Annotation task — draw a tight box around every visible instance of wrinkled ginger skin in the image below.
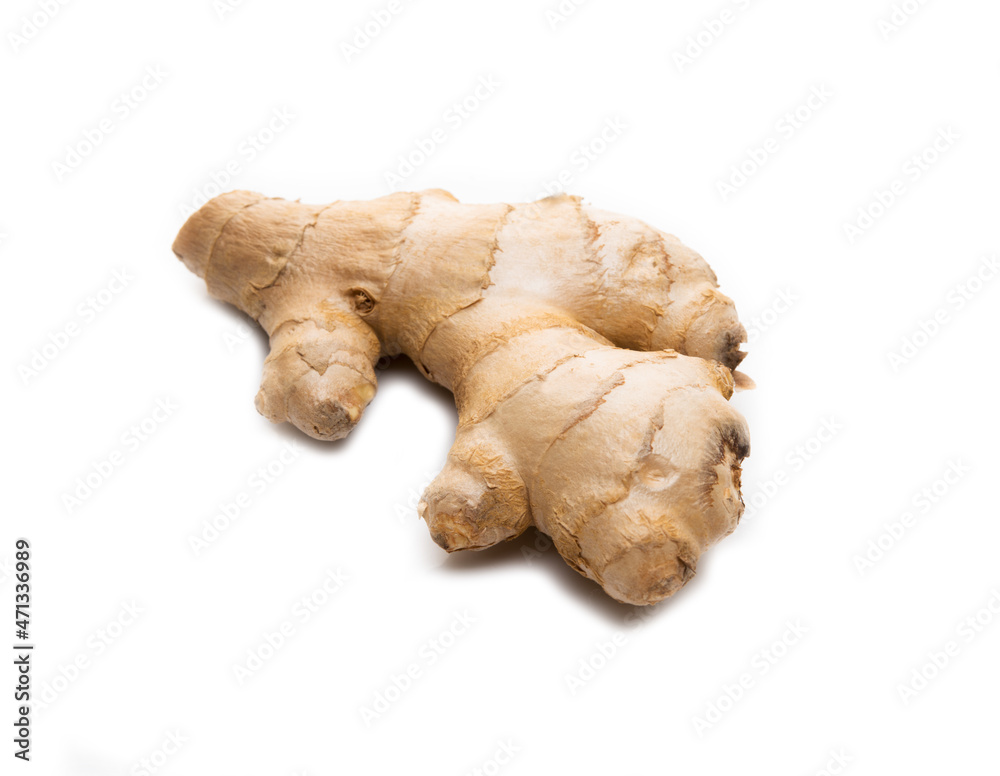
[172,189,750,605]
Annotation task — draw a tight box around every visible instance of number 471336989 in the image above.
[14,538,30,638]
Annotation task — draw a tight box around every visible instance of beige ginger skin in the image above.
[173,189,750,605]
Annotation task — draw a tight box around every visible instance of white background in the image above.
[4,0,1000,773]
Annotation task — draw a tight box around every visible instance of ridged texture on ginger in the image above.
[173,189,750,605]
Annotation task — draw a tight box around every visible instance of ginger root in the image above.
[173,189,750,605]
